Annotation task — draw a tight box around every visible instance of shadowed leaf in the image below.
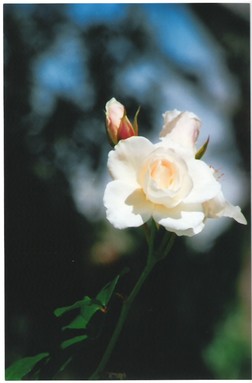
[54,297,91,317]
[96,274,121,307]
[55,269,128,333]
[61,335,88,349]
[6,352,49,380]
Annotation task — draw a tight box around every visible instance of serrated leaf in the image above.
[61,335,88,349]
[6,352,49,380]
[195,136,210,159]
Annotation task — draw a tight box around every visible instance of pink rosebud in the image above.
[105,98,138,145]
[117,114,136,141]
[160,109,201,155]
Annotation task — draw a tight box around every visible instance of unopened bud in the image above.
[105,98,138,146]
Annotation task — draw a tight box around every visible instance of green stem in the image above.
[89,223,156,380]
[89,222,173,380]
[89,258,156,379]
[157,232,176,261]
[89,303,129,380]
[142,222,151,245]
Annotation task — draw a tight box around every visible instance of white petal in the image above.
[160,110,201,153]
[139,146,193,208]
[105,98,124,127]
[162,109,182,126]
[153,202,205,236]
[103,180,152,229]
[204,192,247,225]
[108,136,154,186]
[184,159,221,203]
[222,203,247,224]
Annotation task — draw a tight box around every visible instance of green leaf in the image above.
[6,352,49,380]
[79,302,101,325]
[195,136,210,159]
[56,269,128,332]
[62,314,87,330]
[55,295,100,330]
[54,298,90,317]
[62,300,101,330]
[63,309,98,330]
[96,268,128,307]
[61,335,88,349]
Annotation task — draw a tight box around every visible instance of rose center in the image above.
[150,159,176,189]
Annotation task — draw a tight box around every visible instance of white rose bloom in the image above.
[103,110,247,236]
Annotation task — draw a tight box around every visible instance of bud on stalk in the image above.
[105,98,139,146]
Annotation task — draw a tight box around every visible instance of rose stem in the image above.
[89,221,157,380]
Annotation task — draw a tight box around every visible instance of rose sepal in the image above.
[132,106,140,136]
[195,136,210,159]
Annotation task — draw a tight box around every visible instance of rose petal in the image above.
[106,98,124,128]
[184,159,221,203]
[222,203,247,224]
[140,147,193,208]
[153,202,205,236]
[160,110,201,153]
[204,192,247,225]
[161,109,181,127]
[104,180,152,229]
[108,136,154,186]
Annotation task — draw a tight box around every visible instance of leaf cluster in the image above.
[6,270,127,380]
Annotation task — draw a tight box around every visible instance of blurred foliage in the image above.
[204,303,251,379]
[4,3,250,380]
